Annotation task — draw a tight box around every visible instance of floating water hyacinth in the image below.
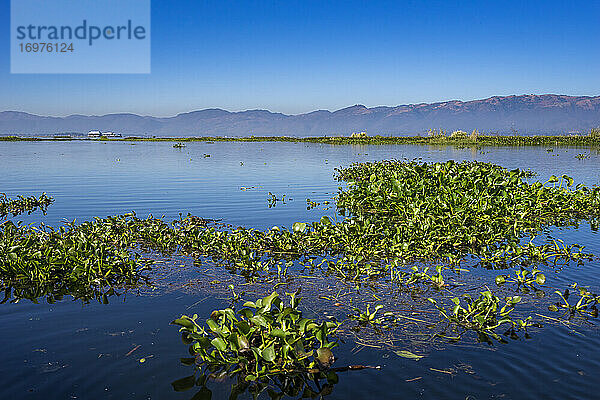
[3,161,600,303]
[171,292,342,384]
[0,192,54,218]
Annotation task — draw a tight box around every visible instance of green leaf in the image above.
[394,350,424,360]
[250,315,268,327]
[197,336,212,349]
[261,346,276,362]
[211,337,227,352]
[535,273,546,285]
[235,320,251,335]
[298,318,311,333]
[262,292,279,311]
[237,334,250,350]
[320,216,332,225]
[316,347,334,367]
[270,328,287,338]
[206,319,220,333]
[292,222,307,233]
[171,317,195,329]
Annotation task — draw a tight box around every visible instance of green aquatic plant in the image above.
[4,161,583,294]
[428,291,527,341]
[306,198,319,210]
[267,192,287,208]
[335,160,599,265]
[0,214,158,302]
[349,304,394,326]
[2,160,599,334]
[404,265,446,288]
[495,267,546,287]
[0,193,54,218]
[549,284,599,317]
[171,291,340,381]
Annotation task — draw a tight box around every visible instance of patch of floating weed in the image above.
[267,192,289,208]
[335,160,598,266]
[548,283,599,318]
[0,213,164,302]
[170,291,379,398]
[427,291,533,343]
[3,159,600,365]
[0,192,54,218]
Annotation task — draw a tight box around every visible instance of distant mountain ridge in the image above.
[2,94,600,136]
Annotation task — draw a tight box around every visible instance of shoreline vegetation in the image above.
[2,128,600,146]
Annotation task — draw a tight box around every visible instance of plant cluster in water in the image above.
[428,291,531,343]
[0,192,53,218]
[3,160,600,397]
[171,291,347,398]
[3,161,599,301]
[2,159,600,388]
[0,214,156,302]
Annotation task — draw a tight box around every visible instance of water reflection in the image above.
[0,284,134,304]
[172,368,339,400]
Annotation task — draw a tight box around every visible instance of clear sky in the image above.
[1,0,599,116]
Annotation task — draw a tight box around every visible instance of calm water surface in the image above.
[1,141,599,399]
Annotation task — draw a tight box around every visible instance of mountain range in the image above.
[1,94,599,137]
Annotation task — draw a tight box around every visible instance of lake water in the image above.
[1,141,599,399]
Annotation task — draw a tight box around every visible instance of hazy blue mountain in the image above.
[1,94,599,136]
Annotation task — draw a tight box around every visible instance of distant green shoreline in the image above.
[2,133,600,147]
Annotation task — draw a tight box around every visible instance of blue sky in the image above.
[1,0,599,116]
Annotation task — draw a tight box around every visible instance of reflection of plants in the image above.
[549,284,599,317]
[171,367,340,400]
[428,290,528,341]
[171,292,340,381]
